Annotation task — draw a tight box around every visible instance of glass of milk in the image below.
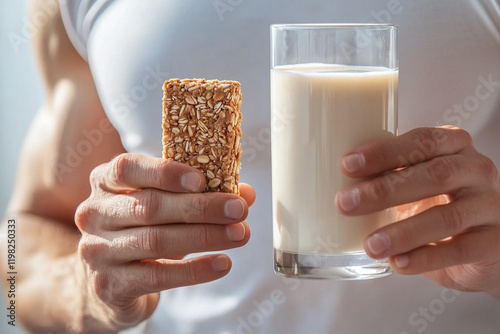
[271,24,398,279]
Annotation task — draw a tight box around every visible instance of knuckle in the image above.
[476,155,499,181]
[368,178,391,201]
[194,225,211,249]
[145,262,165,291]
[435,127,473,149]
[411,128,439,160]
[74,202,96,232]
[89,167,101,189]
[184,258,201,285]
[93,271,114,304]
[440,204,468,233]
[156,159,174,189]
[425,157,455,187]
[394,224,414,247]
[454,128,473,146]
[89,163,108,189]
[130,190,159,223]
[138,157,169,189]
[78,236,108,267]
[185,195,209,222]
[137,227,161,255]
[379,140,399,164]
[110,153,131,186]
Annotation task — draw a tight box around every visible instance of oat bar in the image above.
[162,79,242,194]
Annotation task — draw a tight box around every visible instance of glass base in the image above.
[274,248,392,280]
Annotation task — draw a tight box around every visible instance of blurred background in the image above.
[1,1,41,333]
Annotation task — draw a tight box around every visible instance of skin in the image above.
[337,127,500,296]
[1,0,498,333]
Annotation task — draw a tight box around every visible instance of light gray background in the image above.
[1,1,41,332]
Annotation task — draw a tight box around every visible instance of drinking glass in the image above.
[271,24,398,279]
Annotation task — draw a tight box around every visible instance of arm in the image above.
[1,0,126,332]
[1,1,255,332]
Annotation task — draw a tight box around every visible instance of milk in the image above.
[271,64,398,254]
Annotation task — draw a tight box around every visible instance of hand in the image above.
[336,126,500,294]
[75,153,255,330]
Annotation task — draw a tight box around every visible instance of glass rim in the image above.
[271,23,398,30]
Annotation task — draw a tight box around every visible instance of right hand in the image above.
[75,153,254,330]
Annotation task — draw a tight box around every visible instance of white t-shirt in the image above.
[60,1,500,333]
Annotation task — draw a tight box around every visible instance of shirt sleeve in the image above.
[59,0,113,61]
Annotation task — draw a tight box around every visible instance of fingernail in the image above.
[224,199,245,220]
[212,255,229,272]
[336,188,360,212]
[365,233,391,255]
[226,223,246,241]
[181,172,202,191]
[394,254,409,269]
[342,153,365,173]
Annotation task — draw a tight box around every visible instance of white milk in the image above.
[271,64,398,254]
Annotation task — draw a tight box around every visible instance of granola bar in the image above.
[162,79,242,194]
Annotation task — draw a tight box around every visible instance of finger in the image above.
[389,227,499,275]
[336,154,480,215]
[105,222,250,262]
[424,260,500,292]
[364,196,496,259]
[341,127,472,178]
[91,153,206,193]
[113,254,232,300]
[95,190,248,229]
[239,183,256,207]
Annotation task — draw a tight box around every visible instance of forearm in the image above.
[1,213,118,333]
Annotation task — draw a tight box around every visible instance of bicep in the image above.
[9,0,125,223]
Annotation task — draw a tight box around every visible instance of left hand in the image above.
[336,126,500,294]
